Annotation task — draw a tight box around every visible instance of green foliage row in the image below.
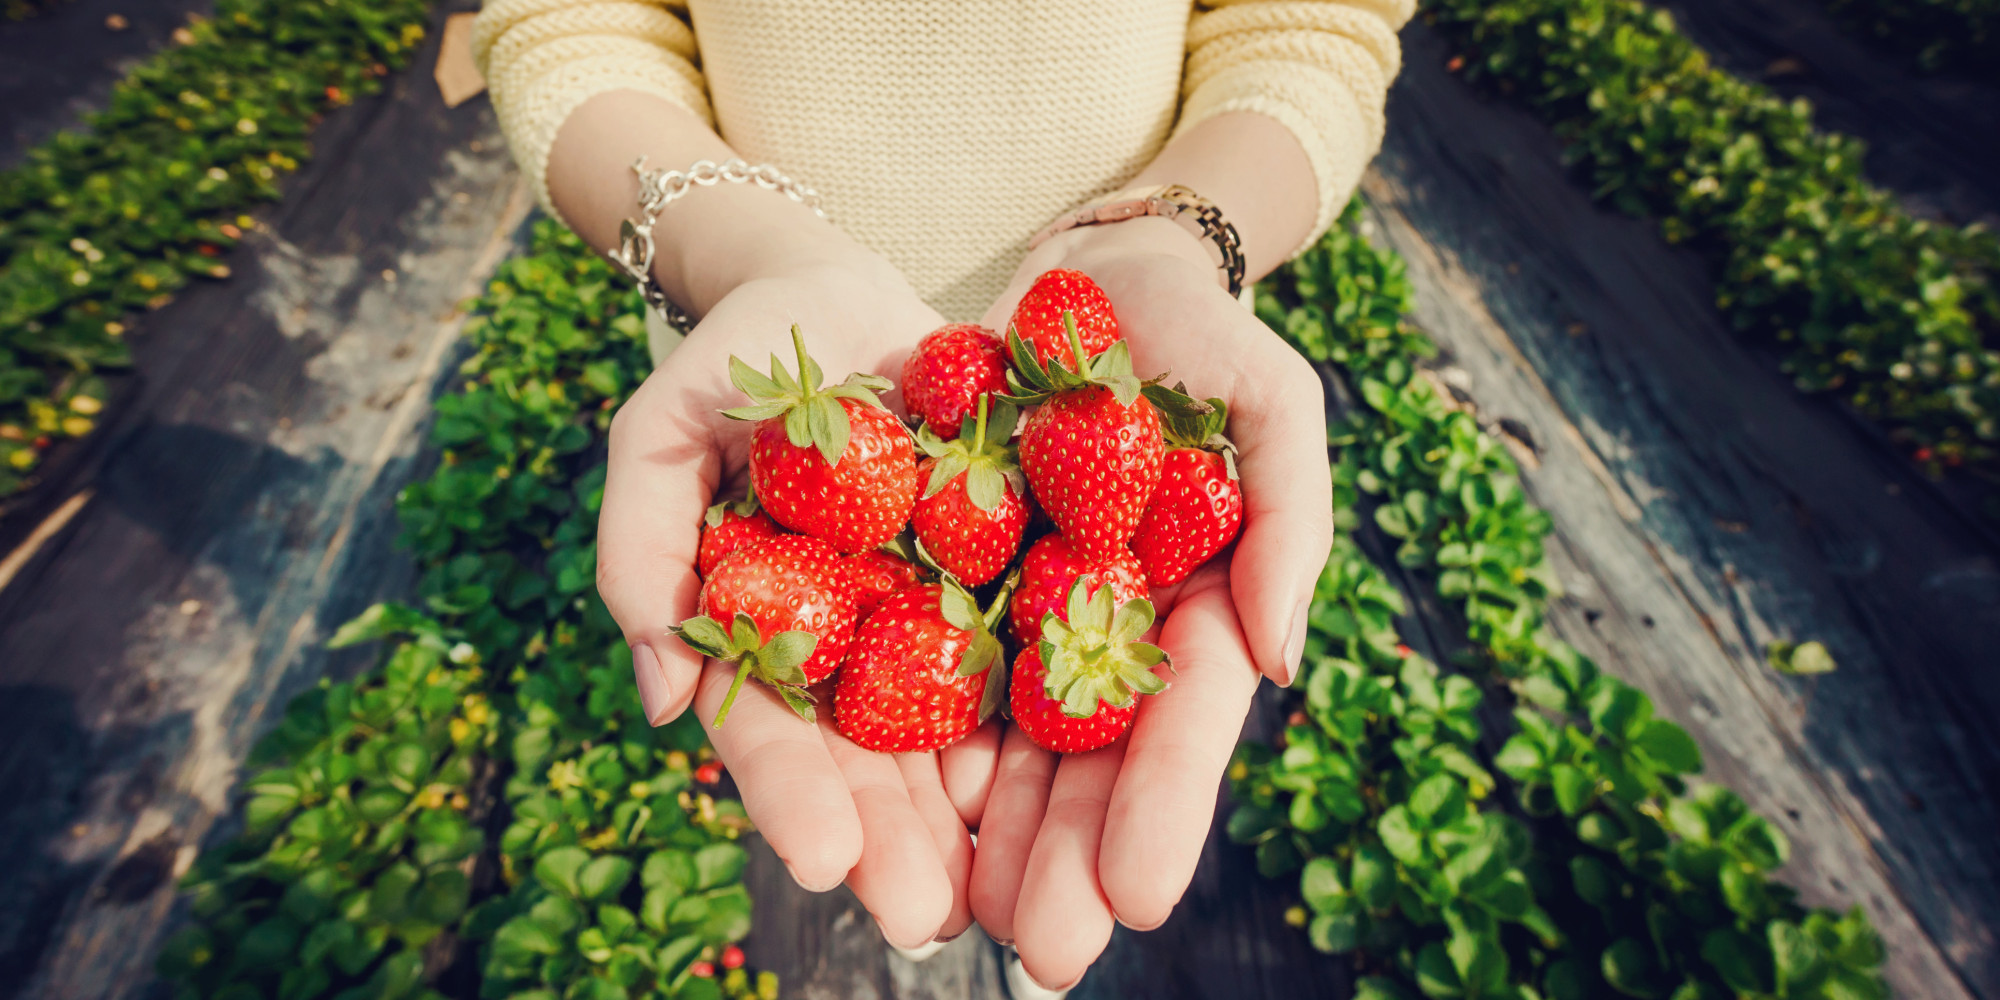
[1819,0,2000,78]
[0,0,430,496]
[1425,0,2000,488]
[1227,203,1889,1000]
[159,221,775,1000]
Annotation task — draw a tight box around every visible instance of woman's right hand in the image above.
[593,247,998,949]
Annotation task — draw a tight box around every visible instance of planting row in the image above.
[159,222,774,1000]
[1819,0,1999,78]
[1226,203,1889,1000]
[0,0,430,496]
[1425,0,2000,498]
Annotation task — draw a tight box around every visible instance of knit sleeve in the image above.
[1178,0,1414,259]
[472,0,712,215]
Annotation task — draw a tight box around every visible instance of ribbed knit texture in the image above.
[475,0,1413,322]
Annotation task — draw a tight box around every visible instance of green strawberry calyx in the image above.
[1002,312,1212,424]
[668,612,819,727]
[915,394,1026,512]
[1037,579,1169,718]
[939,572,1016,724]
[703,481,763,527]
[720,325,894,466]
[1159,388,1239,482]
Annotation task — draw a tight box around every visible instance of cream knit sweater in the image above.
[473,0,1413,322]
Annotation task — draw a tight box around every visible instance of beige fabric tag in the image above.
[434,13,486,109]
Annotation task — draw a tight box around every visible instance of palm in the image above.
[967,248,1334,987]
[597,266,993,947]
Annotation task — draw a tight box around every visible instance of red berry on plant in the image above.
[834,578,1011,753]
[902,323,1008,437]
[698,492,784,578]
[1009,580,1169,754]
[671,534,856,726]
[1008,532,1147,642]
[1010,268,1120,369]
[1130,396,1242,586]
[725,326,918,554]
[721,945,746,971]
[693,761,723,784]
[911,396,1030,585]
[690,961,715,978]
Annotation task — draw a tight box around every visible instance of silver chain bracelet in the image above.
[606,156,828,331]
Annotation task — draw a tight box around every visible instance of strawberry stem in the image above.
[972,393,990,457]
[1063,311,1088,371]
[791,325,814,393]
[712,655,757,729]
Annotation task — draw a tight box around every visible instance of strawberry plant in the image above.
[161,221,776,1000]
[1229,202,1891,999]
[1819,0,1999,78]
[0,0,432,497]
[1426,0,2000,500]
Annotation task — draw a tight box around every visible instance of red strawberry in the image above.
[1008,533,1146,642]
[911,396,1029,585]
[725,326,918,553]
[1010,268,1120,369]
[698,493,784,578]
[845,546,926,618]
[1009,581,1168,754]
[1131,396,1243,586]
[834,579,1010,753]
[671,534,856,725]
[1006,318,1205,560]
[902,323,1008,437]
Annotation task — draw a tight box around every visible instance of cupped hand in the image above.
[966,219,1335,988]
[594,252,997,948]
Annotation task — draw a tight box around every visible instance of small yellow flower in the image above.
[61,417,94,437]
[69,396,102,415]
[1284,906,1308,928]
[235,118,257,135]
[449,718,471,743]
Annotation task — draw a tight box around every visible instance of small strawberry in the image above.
[834,577,1012,753]
[902,323,1009,437]
[911,396,1030,585]
[1010,268,1120,368]
[845,544,926,618]
[698,491,784,578]
[1009,580,1169,753]
[724,326,918,553]
[1005,317,1206,561]
[1131,395,1243,586]
[1008,532,1147,642]
[670,534,856,726]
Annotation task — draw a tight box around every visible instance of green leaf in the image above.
[1551,763,1594,816]
[414,869,470,925]
[1634,720,1703,773]
[1309,912,1360,953]
[368,863,420,922]
[578,855,635,901]
[534,846,590,898]
[1602,937,1667,998]
[1351,843,1396,909]
[759,630,818,674]
[1378,806,1425,865]
[694,842,748,890]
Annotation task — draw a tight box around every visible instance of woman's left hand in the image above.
[959,218,1335,990]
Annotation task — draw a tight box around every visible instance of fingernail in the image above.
[891,938,949,962]
[934,929,965,944]
[1280,600,1311,687]
[632,642,673,725]
[784,860,841,893]
[1115,911,1166,932]
[990,935,1014,947]
[1009,956,1082,995]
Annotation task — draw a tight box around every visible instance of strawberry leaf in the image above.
[977,645,1008,722]
[808,394,849,466]
[728,356,784,400]
[760,630,819,675]
[923,452,971,499]
[777,685,818,724]
[965,463,1007,512]
[939,582,983,633]
[729,613,761,651]
[669,616,734,659]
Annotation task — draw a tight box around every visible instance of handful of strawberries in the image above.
[671,270,1245,754]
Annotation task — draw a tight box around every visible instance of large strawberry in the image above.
[1005,316,1204,560]
[724,326,917,553]
[901,323,1008,438]
[1131,395,1243,586]
[670,534,856,726]
[697,491,785,578]
[834,577,1011,753]
[911,396,1029,585]
[845,544,926,618]
[1010,268,1120,369]
[1007,532,1147,642]
[1009,580,1169,753]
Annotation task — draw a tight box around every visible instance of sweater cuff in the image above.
[1173,60,1382,262]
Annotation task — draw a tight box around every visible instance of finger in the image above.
[693,662,862,892]
[1012,741,1125,992]
[1224,323,1334,684]
[896,753,977,941]
[967,724,1057,944]
[822,725,954,949]
[1099,565,1261,930]
[599,374,724,724]
[939,719,1003,829]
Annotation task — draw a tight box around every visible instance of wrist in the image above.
[1026,216,1216,287]
[653,187,874,317]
